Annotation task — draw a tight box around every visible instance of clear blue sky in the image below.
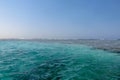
[0,0,120,39]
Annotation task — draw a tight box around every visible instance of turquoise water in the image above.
[0,40,120,80]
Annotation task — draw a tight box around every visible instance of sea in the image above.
[0,40,120,80]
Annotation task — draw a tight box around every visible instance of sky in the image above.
[0,0,120,39]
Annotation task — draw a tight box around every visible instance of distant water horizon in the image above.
[0,38,120,40]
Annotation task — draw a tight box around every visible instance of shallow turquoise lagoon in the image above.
[0,40,120,80]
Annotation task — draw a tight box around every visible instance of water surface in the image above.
[0,40,120,80]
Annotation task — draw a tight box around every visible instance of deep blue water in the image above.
[0,40,120,80]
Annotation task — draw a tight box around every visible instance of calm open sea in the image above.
[0,40,120,80]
